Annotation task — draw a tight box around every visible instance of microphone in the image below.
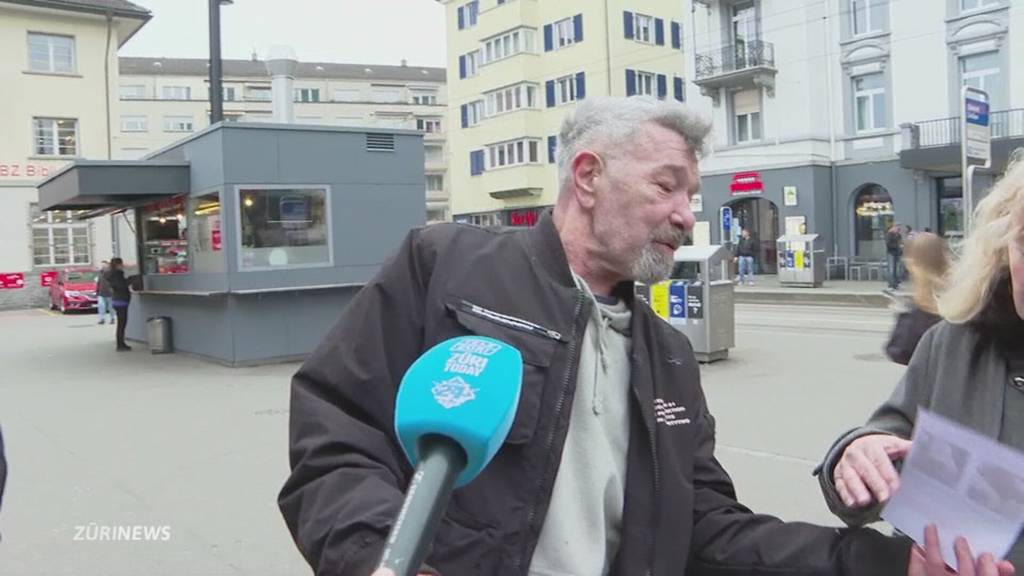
[375,336,523,576]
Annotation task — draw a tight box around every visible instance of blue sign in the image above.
[669,282,687,319]
[785,251,795,269]
[965,98,989,126]
[721,206,733,239]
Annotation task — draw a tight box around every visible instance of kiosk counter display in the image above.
[141,195,189,275]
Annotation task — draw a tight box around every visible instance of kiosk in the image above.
[776,234,826,288]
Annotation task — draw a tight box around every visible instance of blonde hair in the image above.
[904,232,949,314]
[938,154,1024,323]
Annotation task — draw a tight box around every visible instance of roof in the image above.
[3,0,150,18]
[119,57,447,83]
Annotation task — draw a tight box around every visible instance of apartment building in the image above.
[115,57,451,222]
[0,0,150,309]
[440,0,689,226]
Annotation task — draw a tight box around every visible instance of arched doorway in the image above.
[725,197,779,274]
[852,184,894,260]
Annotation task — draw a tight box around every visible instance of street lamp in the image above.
[209,0,232,124]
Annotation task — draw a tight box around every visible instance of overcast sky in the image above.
[121,0,448,68]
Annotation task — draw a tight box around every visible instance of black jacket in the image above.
[884,306,942,365]
[95,268,113,297]
[105,269,131,302]
[885,230,902,256]
[735,235,758,258]
[278,211,910,576]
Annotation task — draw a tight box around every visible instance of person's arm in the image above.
[277,228,442,576]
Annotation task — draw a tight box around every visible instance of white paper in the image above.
[882,409,1024,567]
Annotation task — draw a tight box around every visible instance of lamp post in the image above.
[209,0,232,124]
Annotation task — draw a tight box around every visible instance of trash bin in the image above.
[635,245,735,363]
[147,316,173,354]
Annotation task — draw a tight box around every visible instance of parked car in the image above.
[49,268,99,314]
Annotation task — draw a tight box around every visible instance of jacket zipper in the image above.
[457,300,564,342]
[515,289,585,575]
[633,352,661,576]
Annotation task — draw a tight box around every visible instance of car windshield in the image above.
[66,271,98,283]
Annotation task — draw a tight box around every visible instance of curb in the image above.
[734,290,893,308]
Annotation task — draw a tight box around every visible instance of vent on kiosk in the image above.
[366,133,395,152]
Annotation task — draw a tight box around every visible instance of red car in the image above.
[49,268,100,314]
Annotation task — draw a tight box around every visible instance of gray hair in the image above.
[556,96,712,192]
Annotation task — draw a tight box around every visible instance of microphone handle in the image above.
[378,435,467,576]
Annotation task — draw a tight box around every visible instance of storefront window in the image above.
[140,195,189,274]
[853,184,894,260]
[191,192,223,273]
[938,177,963,240]
[238,187,330,270]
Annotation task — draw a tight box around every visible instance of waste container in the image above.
[635,245,735,363]
[147,316,173,354]
[776,233,826,287]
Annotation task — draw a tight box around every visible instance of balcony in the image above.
[899,108,1024,173]
[693,40,776,104]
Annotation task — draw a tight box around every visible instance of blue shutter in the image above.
[623,11,634,39]
[625,69,636,96]
[674,76,684,101]
[546,80,556,107]
[655,18,665,46]
[470,150,483,176]
[544,23,553,52]
[457,6,465,30]
[671,21,682,50]
[459,55,466,79]
[548,135,557,164]
[575,72,586,100]
[461,104,468,128]
[498,0,505,4]
[468,1,478,26]
[657,74,667,100]
[574,14,583,43]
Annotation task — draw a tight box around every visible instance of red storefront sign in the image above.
[0,163,51,178]
[729,171,764,196]
[1,273,26,289]
[507,209,540,227]
[40,271,58,287]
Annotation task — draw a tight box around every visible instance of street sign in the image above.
[720,206,733,244]
[964,96,991,165]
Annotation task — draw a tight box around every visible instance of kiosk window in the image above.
[238,187,329,270]
[140,195,189,275]
[191,193,223,273]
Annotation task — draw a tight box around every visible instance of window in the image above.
[486,138,541,169]
[960,52,1001,106]
[853,73,886,132]
[554,74,579,106]
[553,17,576,48]
[466,99,485,126]
[636,72,656,96]
[417,118,442,133]
[851,0,886,35]
[120,115,148,133]
[294,88,320,103]
[853,184,894,259]
[461,50,482,78]
[31,204,90,266]
[412,90,438,105]
[634,14,653,43]
[457,0,479,30]
[191,192,223,272]
[163,116,194,132]
[482,28,535,64]
[120,85,146,100]
[247,86,272,101]
[467,213,502,227]
[239,187,330,270]
[372,86,403,103]
[937,177,964,239]
[140,196,189,274]
[426,175,444,191]
[27,33,75,73]
[731,89,762,143]
[486,83,537,116]
[161,86,191,100]
[961,0,1000,11]
[425,145,444,164]
[333,88,361,102]
[210,86,236,101]
[33,118,78,156]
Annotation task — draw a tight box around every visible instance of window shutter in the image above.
[655,18,665,46]
[548,135,557,164]
[575,72,586,100]
[457,6,465,30]
[623,11,634,39]
[671,21,682,50]
[657,74,667,100]
[544,24,553,52]
[470,150,483,176]
[625,69,636,96]
[546,80,556,107]
[574,14,584,43]
[459,55,466,79]
[461,104,468,128]
[674,76,684,102]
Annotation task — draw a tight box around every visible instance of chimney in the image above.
[265,45,298,124]
[401,59,407,67]
[250,49,258,62]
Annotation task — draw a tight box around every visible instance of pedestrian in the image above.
[734,227,758,286]
[105,258,132,351]
[884,232,949,365]
[279,97,1009,576]
[886,223,904,290]
[816,157,1024,568]
[95,260,114,325]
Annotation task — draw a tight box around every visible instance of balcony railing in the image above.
[695,40,775,80]
[906,108,1024,148]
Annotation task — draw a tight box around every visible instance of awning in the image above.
[37,160,190,216]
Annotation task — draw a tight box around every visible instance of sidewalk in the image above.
[734,274,910,308]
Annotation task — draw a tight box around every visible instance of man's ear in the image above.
[571,150,603,210]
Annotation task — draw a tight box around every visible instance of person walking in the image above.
[95,260,114,325]
[734,228,758,286]
[884,232,949,365]
[886,223,904,290]
[105,258,132,351]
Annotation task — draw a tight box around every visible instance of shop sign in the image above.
[729,172,764,196]
[783,186,798,207]
[1,273,26,289]
[506,208,541,227]
[0,163,51,178]
[40,271,58,287]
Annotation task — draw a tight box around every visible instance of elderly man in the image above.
[279,97,1011,576]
